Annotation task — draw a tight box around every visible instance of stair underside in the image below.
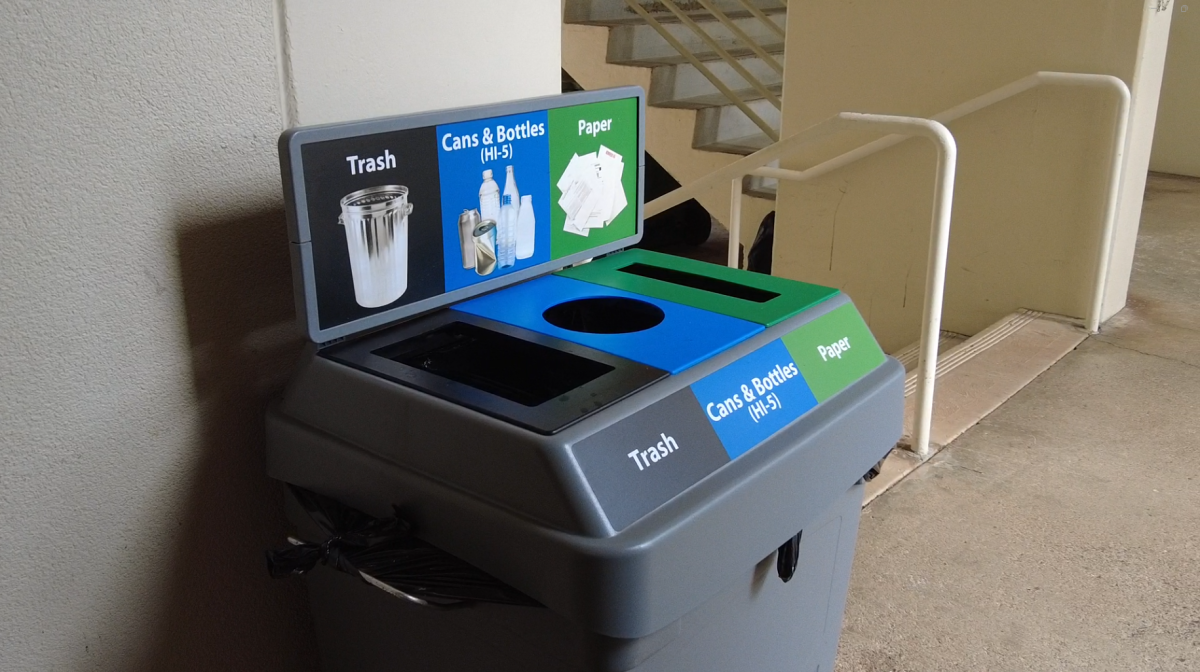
[565,0,786,177]
[566,0,785,26]
[692,98,779,154]
[649,56,783,109]
[606,15,785,67]
[864,310,1089,505]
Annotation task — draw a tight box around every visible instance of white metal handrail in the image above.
[645,71,1131,459]
[743,72,1131,335]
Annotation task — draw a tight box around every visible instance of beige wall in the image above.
[0,1,560,670]
[283,0,562,125]
[1151,2,1200,177]
[775,0,1171,352]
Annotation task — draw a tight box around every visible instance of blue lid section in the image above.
[452,275,764,375]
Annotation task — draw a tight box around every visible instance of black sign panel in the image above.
[301,128,447,330]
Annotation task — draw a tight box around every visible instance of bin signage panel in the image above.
[781,303,886,402]
[280,88,644,343]
[689,339,818,460]
[436,110,553,293]
[572,389,731,531]
[572,304,886,530]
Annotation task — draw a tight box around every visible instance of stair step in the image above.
[742,174,777,199]
[862,310,1087,506]
[649,56,783,109]
[889,331,969,374]
[606,15,785,67]
[692,98,779,154]
[565,0,787,27]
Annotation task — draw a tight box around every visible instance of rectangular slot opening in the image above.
[373,321,614,407]
[617,262,779,303]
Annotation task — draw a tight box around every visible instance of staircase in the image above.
[562,0,788,239]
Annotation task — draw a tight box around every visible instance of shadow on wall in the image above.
[129,206,319,670]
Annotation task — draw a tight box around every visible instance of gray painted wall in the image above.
[0,0,560,669]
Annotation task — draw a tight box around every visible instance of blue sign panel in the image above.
[436,110,553,293]
[689,339,818,460]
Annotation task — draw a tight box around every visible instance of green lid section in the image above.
[556,249,840,326]
[782,302,886,402]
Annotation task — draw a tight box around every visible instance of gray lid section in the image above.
[278,87,646,345]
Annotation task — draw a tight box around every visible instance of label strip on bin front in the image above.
[572,303,885,531]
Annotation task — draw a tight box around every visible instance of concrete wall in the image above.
[0,1,560,670]
[283,0,562,125]
[1151,2,1200,177]
[774,0,1173,352]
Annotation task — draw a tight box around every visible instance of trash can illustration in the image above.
[269,87,902,672]
[338,185,412,308]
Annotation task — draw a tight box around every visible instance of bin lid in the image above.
[452,274,765,375]
[557,248,841,326]
[279,87,646,344]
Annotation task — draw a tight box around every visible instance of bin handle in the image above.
[776,531,803,583]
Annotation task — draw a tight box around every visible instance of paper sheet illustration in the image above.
[556,145,627,237]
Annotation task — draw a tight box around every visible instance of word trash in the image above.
[627,433,680,471]
[345,149,396,175]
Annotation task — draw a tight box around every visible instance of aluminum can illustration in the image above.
[458,209,481,269]
[473,219,497,276]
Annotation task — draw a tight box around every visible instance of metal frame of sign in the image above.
[279,86,646,345]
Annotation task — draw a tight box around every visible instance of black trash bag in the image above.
[267,485,542,608]
[746,211,775,275]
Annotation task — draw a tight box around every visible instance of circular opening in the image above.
[543,297,665,334]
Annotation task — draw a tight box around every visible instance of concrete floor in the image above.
[835,173,1200,672]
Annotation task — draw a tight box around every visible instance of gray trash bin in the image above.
[267,88,903,672]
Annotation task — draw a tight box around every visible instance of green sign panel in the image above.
[547,98,639,260]
[782,302,885,402]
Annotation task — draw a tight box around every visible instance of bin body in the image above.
[288,484,864,672]
[267,287,903,671]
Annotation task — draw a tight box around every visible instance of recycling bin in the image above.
[267,87,903,672]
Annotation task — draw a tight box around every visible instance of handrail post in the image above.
[1084,77,1131,334]
[837,114,957,460]
[916,130,957,459]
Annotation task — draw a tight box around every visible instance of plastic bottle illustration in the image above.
[503,165,520,207]
[497,194,517,268]
[479,170,500,239]
[516,194,535,259]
